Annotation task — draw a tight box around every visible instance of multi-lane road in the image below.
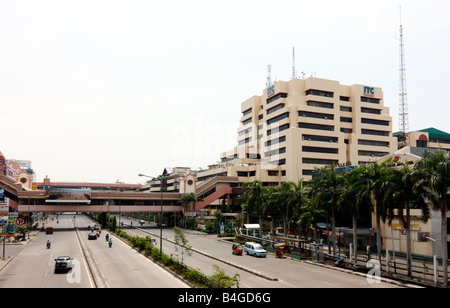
[0,213,411,288]
[0,214,188,288]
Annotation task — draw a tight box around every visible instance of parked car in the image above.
[45,227,54,234]
[54,256,73,273]
[139,220,145,226]
[244,242,267,257]
[88,232,97,240]
[232,244,243,255]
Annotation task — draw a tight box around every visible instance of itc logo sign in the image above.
[363,86,375,97]
[267,85,275,97]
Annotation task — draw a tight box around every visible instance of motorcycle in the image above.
[105,234,109,242]
[108,240,112,248]
[47,241,51,249]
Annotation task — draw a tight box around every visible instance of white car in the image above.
[244,242,267,257]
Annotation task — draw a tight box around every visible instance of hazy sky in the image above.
[1,0,449,184]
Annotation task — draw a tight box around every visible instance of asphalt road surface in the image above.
[0,214,189,288]
[119,216,407,288]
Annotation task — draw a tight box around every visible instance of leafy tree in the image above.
[178,193,203,223]
[109,215,117,232]
[207,265,240,288]
[173,226,192,265]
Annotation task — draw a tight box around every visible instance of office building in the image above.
[219,76,397,184]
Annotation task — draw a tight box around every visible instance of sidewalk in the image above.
[0,227,41,272]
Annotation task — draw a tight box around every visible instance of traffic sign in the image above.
[15,218,25,226]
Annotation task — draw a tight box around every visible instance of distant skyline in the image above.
[1,0,449,184]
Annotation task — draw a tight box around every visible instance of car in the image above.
[232,243,243,255]
[139,220,145,226]
[244,242,267,257]
[88,232,97,240]
[54,256,73,273]
[94,224,101,230]
[45,227,54,234]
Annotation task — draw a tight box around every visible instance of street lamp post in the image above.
[139,173,164,254]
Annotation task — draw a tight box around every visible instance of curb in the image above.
[303,260,423,288]
[134,226,279,281]
[0,257,13,273]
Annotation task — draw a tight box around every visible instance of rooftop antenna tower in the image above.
[398,6,409,139]
[292,47,296,79]
[266,64,272,87]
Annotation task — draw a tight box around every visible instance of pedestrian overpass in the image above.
[0,174,243,216]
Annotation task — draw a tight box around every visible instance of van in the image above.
[244,242,267,257]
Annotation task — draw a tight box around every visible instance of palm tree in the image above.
[384,162,431,277]
[414,150,450,286]
[298,190,324,243]
[285,179,307,237]
[262,185,280,238]
[358,160,391,269]
[337,166,366,265]
[310,164,342,255]
[241,180,265,237]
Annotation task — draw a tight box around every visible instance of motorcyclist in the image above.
[47,240,51,249]
[108,238,112,247]
[105,234,109,241]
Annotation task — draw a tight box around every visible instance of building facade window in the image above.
[267,103,285,115]
[361,107,381,115]
[302,146,338,154]
[265,147,286,157]
[299,110,334,120]
[358,150,389,157]
[340,106,352,112]
[267,123,290,136]
[242,108,252,116]
[238,137,252,146]
[242,118,252,126]
[361,118,389,126]
[299,122,334,131]
[306,89,334,98]
[340,128,353,133]
[361,96,380,104]
[358,139,390,147]
[302,158,339,165]
[238,128,252,136]
[361,129,389,136]
[307,100,334,109]
[267,112,289,125]
[302,135,338,143]
[266,136,286,146]
[267,92,288,104]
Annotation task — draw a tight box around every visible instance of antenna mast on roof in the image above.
[398,6,409,139]
[292,47,296,79]
[266,64,272,87]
